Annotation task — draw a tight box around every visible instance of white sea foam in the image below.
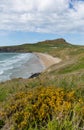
[0,70,4,75]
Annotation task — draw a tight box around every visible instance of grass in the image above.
[58,62,84,74]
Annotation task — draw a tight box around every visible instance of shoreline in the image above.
[0,52,62,82]
[34,52,61,69]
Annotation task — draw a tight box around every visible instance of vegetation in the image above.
[0,38,84,130]
[1,86,84,130]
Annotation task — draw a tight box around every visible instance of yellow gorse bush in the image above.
[1,86,84,130]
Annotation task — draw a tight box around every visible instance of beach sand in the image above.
[34,53,61,69]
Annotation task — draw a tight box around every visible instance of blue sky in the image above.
[0,0,84,46]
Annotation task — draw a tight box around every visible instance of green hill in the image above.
[0,38,71,53]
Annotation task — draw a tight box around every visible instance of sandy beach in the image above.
[34,52,61,69]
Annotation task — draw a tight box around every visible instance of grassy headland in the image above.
[0,38,84,130]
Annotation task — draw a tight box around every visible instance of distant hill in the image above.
[0,38,72,53]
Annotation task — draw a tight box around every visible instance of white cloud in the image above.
[0,0,84,34]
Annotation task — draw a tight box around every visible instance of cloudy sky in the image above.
[0,0,84,46]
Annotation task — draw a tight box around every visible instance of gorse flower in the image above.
[1,86,84,130]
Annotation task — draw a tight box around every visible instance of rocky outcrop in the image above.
[29,73,40,78]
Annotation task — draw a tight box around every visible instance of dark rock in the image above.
[29,73,40,78]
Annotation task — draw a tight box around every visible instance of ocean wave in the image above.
[0,53,44,82]
[0,70,4,75]
[0,53,33,81]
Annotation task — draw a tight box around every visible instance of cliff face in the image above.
[0,46,27,53]
[0,47,16,52]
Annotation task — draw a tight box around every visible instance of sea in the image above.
[0,53,44,82]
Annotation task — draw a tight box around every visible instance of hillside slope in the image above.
[0,38,84,130]
[0,39,84,100]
